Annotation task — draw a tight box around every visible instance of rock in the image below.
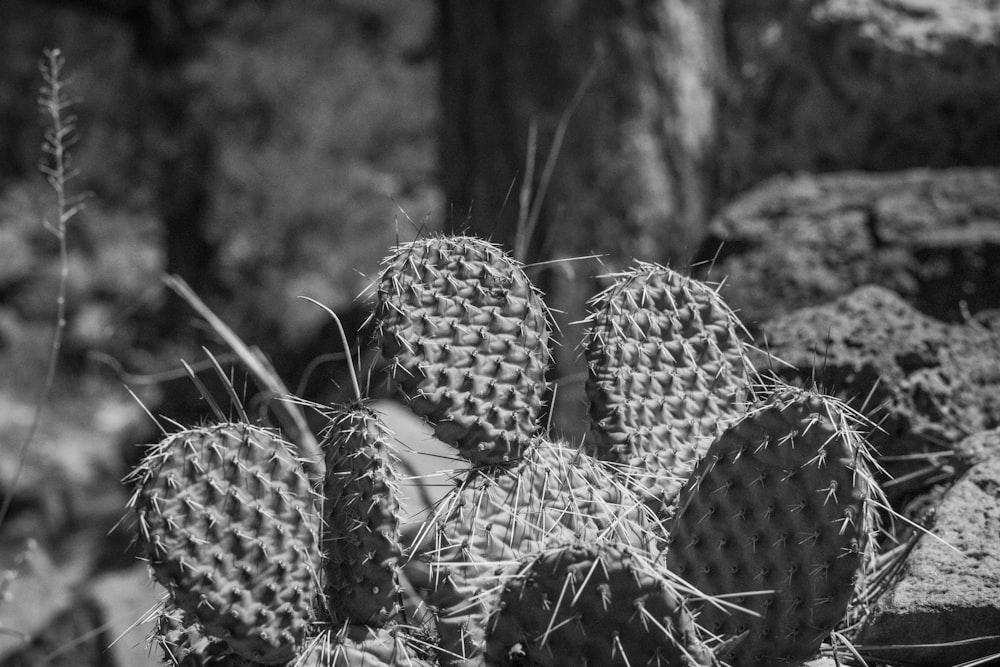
[757,285,1000,496]
[720,0,1000,202]
[859,455,1000,666]
[700,169,1000,326]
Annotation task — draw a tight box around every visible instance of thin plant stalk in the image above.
[0,49,84,530]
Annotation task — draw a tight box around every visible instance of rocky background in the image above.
[0,1,999,665]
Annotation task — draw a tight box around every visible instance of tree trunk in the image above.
[438,0,724,438]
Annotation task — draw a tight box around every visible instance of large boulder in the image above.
[701,169,1000,326]
[720,0,1000,200]
[858,450,1000,666]
[756,285,1000,496]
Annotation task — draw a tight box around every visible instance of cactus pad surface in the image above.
[585,263,753,515]
[130,423,321,664]
[375,235,551,465]
[586,263,749,507]
[664,387,881,666]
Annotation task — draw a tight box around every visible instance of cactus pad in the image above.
[321,404,404,626]
[421,437,661,665]
[486,543,718,666]
[130,423,321,664]
[664,387,881,666]
[585,263,753,513]
[374,235,551,465]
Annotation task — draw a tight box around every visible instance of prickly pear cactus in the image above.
[129,423,321,664]
[585,262,753,516]
[664,387,882,666]
[486,542,718,667]
[374,235,551,465]
[321,404,405,627]
[131,232,890,667]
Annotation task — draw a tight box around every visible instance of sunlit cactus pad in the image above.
[129,423,321,664]
[374,235,551,465]
[486,543,718,667]
[585,262,753,513]
[665,387,881,666]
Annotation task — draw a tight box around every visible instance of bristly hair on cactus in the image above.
[584,262,757,521]
[372,235,552,467]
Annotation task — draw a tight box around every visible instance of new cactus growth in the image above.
[321,405,405,627]
[664,388,882,666]
[129,423,321,664]
[486,543,718,667]
[374,235,551,465]
[131,233,888,667]
[585,263,753,517]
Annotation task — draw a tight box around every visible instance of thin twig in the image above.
[0,49,82,530]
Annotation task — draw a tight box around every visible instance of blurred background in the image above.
[1,1,999,664]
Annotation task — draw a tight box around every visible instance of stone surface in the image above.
[859,455,1000,666]
[757,285,1000,497]
[720,0,1000,202]
[700,169,1000,326]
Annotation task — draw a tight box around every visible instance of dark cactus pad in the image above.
[665,387,882,666]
